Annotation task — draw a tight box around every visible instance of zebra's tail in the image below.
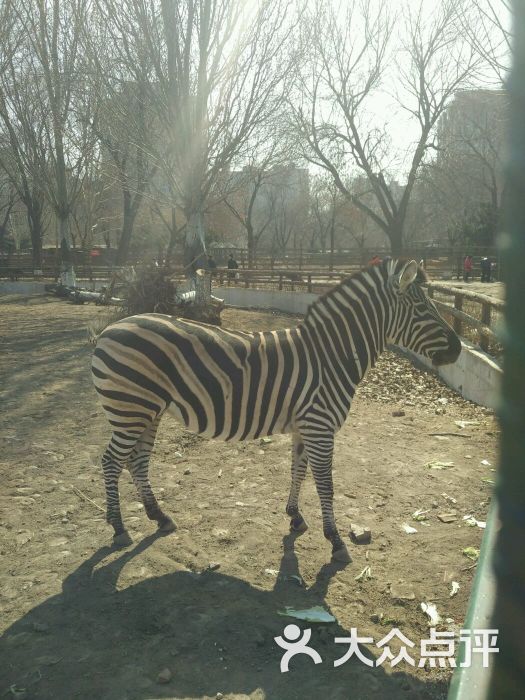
[87,309,126,346]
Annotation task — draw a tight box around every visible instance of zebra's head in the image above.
[385,259,461,366]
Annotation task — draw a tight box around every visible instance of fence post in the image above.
[454,293,463,336]
[480,302,492,352]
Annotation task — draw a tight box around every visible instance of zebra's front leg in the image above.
[286,433,309,534]
[128,419,176,535]
[301,431,351,564]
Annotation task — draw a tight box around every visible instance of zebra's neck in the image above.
[299,266,390,416]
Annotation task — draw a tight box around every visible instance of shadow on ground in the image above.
[0,534,446,700]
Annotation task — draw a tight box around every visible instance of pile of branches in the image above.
[52,265,225,345]
[93,264,224,327]
[119,264,178,316]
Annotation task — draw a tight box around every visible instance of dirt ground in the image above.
[0,295,498,700]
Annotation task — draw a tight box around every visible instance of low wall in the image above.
[404,343,501,410]
[0,280,108,295]
[0,281,49,295]
[219,286,318,315]
[216,286,502,410]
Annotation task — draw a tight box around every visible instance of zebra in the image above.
[91,259,461,562]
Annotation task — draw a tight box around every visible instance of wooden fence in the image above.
[428,284,504,354]
[0,245,502,281]
[212,269,503,356]
[0,255,503,357]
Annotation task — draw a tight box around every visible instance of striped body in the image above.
[92,259,461,560]
[93,318,318,441]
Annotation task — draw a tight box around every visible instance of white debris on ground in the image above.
[358,350,492,419]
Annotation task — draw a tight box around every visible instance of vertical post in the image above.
[454,293,463,336]
[487,2,525,697]
[307,274,312,293]
[195,269,211,305]
[480,302,492,352]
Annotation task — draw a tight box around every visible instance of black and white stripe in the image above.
[92,259,461,559]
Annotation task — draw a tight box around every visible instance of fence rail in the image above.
[213,269,503,356]
[428,284,503,354]
[0,259,503,357]
[1,245,502,281]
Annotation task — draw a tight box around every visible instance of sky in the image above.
[354,0,511,175]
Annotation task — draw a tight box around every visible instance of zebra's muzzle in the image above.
[431,331,462,366]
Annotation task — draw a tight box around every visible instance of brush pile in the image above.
[117,264,224,324]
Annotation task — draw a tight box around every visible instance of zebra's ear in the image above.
[395,260,419,293]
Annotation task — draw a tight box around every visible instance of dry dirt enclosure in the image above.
[0,296,498,700]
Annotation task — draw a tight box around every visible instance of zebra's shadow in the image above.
[0,534,445,700]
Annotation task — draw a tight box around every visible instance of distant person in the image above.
[480,257,492,283]
[369,255,382,266]
[207,254,217,274]
[463,255,473,282]
[227,253,239,281]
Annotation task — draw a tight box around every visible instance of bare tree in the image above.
[95,0,297,278]
[309,175,348,269]
[459,0,512,84]
[70,153,108,251]
[148,200,186,265]
[291,0,480,255]
[0,173,17,250]
[82,10,159,267]
[221,140,294,267]
[420,88,507,244]
[0,48,49,269]
[13,0,97,284]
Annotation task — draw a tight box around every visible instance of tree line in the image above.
[0,0,510,279]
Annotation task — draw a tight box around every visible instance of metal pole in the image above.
[488,2,525,696]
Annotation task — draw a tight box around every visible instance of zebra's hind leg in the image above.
[128,418,176,535]
[286,434,309,534]
[102,430,140,547]
[301,430,351,564]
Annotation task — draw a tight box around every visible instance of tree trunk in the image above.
[165,207,178,265]
[58,214,76,287]
[184,208,206,281]
[329,222,335,271]
[115,192,136,266]
[28,208,43,270]
[247,223,255,268]
[388,222,404,257]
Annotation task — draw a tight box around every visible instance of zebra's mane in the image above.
[302,258,427,324]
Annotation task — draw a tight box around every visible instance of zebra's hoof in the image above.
[332,545,352,564]
[158,517,176,534]
[113,531,133,548]
[290,516,308,534]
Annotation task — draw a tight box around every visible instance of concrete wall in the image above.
[0,280,108,295]
[215,286,502,409]
[0,281,50,295]
[218,287,318,315]
[404,342,501,410]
